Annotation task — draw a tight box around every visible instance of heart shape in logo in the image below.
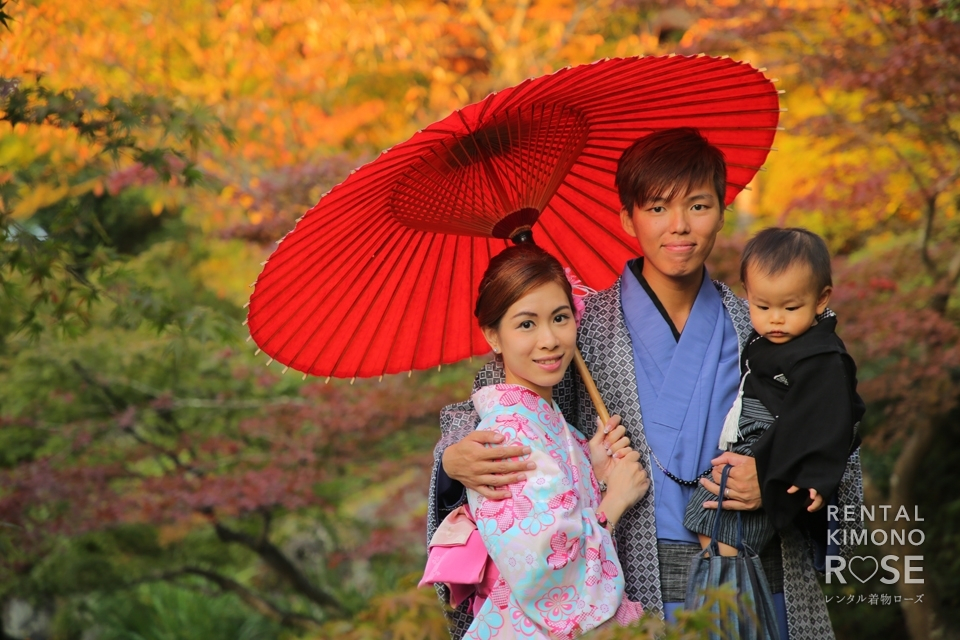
[848,556,879,583]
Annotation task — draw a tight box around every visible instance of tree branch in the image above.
[124,424,191,471]
[149,567,323,630]
[105,376,309,409]
[946,247,960,288]
[865,413,945,640]
[212,520,346,616]
[809,81,933,198]
[68,360,204,470]
[469,3,505,52]
[920,193,939,277]
[547,1,587,58]
[506,0,530,51]
[258,507,273,548]
[70,360,127,412]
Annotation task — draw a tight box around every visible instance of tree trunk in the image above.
[863,415,945,640]
[212,521,347,616]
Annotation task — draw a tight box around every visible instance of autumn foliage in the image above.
[1,1,959,639]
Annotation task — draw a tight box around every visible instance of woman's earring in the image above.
[493,347,499,354]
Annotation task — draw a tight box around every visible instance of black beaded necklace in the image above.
[649,450,713,488]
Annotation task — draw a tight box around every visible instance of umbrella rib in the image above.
[542,104,562,208]
[583,77,775,114]
[574,152,618,170]
[438,235,463,367]
[549,188,637,256]
[520,104,542,211]
[256,221,402,365]
[583,142,773,156]
[522,104,542,211]
[510,106,528,212]
[474,238,500,354]
[410,233,454,370]
[393,160,490,234]
[477,114,516,215]
[450,111,507,221]
[379,232,443,375]
[274,187,395,249]
[267,190,391,257]
[249,210,388,315]
[504,108,529,212]
[566,164,755,213]
[326,229,430,377]
[565,166,620,193]
[539,211,620,282]
[512,57,754,111]
[544,113,588,210]
[417,147,486,223]
[556,199,624,275]
[586,108,781,127]
[436,136,487,225]
[252,200,391,286]
[499,58,641,110]
[464,139,502,228]
[289,223,415,374]
[524,104,543,211]
[466,236,479,355]
[707,143,779,151]
[398,145,496,233]
[538,103,572,208]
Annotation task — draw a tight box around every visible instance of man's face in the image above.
[619,181,724,284]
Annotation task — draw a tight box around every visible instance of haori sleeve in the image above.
[752,352,859,533]
[429,401,476,542]
[466,406,640,639]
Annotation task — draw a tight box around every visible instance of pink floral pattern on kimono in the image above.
[464,384,643,640]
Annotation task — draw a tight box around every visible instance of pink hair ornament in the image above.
[564,268,596,326]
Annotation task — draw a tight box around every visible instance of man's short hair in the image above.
[740,227,833,293]
[615,127,727,213]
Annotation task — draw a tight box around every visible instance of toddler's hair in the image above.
[740,227,832,293]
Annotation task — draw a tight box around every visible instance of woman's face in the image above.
[482,282,577,401]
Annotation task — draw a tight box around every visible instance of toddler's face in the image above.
[743,262,831,344]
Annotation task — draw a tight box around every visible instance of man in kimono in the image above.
[429,128,863,639]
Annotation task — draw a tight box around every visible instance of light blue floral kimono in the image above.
[464,384,642,640]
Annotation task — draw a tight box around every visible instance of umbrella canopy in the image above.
[247,55,781,380]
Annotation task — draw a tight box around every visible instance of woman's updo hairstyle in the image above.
[475,244,574,330]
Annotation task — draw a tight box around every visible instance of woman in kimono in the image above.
[460,243,649,639]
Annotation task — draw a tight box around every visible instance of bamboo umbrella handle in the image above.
[573,348,610,425]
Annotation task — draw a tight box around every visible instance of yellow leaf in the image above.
[12,183,70,219]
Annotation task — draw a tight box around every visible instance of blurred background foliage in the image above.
[1,0,958,638]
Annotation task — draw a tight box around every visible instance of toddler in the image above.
[683,227,864,556]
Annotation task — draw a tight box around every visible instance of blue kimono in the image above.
[619,260,787,636]
[620,259,740,546]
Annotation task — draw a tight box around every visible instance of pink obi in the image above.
[419,505,500,616]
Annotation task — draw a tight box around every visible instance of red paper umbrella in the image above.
[247,55,781,380]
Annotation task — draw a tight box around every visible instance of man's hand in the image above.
[699,452,762,511]
[441,431,535,500]
[788,486,825,512]
[588,415,631,484]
